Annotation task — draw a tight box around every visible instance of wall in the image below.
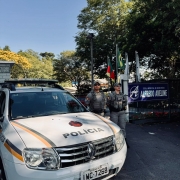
[0,61,14,83]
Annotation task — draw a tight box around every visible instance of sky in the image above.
[0,0,87,57]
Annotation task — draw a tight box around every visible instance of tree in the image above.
[3,45,11,51]
[75,0,132,78]
[40,52,55,59]
[18,50,54,79]
[0,49,31,69]
[76,0,180,79]
[123,0,180,78]
[53,51,89,92]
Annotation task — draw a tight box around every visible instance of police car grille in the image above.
[55,136,114,168]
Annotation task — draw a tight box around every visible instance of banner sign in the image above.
[128,83,169,102]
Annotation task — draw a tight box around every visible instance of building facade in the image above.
[0,61,14,83]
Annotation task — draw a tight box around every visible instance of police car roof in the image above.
[5,79,58,84]
[2,79,64,91]
[10,86,67,93]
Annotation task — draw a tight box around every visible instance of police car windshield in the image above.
[9,91,87,120]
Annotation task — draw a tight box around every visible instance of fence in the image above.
[129,79,180,122]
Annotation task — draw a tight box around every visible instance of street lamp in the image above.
[87,33,94,89]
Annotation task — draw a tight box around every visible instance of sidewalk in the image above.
[112,120,180,180]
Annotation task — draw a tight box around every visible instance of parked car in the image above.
[0,79,127,180]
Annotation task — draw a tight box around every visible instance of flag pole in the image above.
[135,51,141,82]
[123,52,130,123]
[116,44,118,83]
[124,52,129,75]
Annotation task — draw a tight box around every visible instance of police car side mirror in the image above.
[0,115,4,122]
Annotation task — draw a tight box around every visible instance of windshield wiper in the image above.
[11,112,68,119]
[12,116,29,119]
[34,112,68,117]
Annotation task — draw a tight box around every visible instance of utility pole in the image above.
[87,33,94,89]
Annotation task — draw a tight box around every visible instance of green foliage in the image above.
[75,0,132,78]
[3,0,180,80]
[53,50,89,92]
[40,52,55,59]
[76,0,180,79]
[0,48,31,72]
[123,0,180,78]
[60,81,72,87]
[3,45,11,51]
[11,49,54,79]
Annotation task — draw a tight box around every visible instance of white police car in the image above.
[0,79,127,180]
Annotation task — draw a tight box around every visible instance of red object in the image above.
[106,59,115,81]
[110,70,115,81]
[69,121,82,127]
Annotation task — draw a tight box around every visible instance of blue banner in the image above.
[128,83,169,102]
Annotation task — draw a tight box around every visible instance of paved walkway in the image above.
[112,120,180,180]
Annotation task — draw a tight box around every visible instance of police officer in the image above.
[107,83,128,138]
[85,81,106,116]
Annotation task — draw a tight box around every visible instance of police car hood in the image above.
[11,112,120,148]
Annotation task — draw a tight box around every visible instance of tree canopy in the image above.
[53,50,89,91]
[75,0,133,78]
[123,0,180,78]
[17,50,54,79]
[1,0,180,81]
[0,49,31,69]
[75,0,180,79]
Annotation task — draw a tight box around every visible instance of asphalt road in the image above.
[111,120,180,180]
[62,88,180,180]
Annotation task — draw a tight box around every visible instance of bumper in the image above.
[3,144,127,180]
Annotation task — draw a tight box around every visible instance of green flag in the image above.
[117,49,125,70]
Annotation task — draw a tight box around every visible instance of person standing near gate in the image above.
[107,83,128,141]
[85,81,106,117]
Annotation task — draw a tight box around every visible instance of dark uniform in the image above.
[107,84,127,138]
[85,81,106,116]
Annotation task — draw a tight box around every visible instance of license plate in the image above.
[81,164,109,180]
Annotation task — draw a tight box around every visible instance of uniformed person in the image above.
[107,83,128,138]
[85,81,106,116]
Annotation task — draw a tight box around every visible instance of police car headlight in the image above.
[115,130,125,151]
[23,148,60,170]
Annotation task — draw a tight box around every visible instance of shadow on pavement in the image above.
[111,120,180,180]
